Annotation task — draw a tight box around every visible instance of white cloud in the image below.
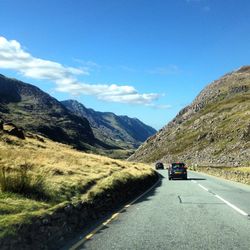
[146,104,172,109]
[0,37,88,82]
[0,36,168,106]
[100,93,161,105]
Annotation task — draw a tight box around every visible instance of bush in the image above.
[0,163,50,201]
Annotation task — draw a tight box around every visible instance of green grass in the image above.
[0,164,50,201]
[0,192,49,215]
[199,93,249,116]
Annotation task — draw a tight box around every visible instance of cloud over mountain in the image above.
[0,36,162,106]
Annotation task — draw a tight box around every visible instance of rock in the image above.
[75,203,82,210]
[230,85,248,94]
[35,135,45,142]
[42,217,51,225]
[0,120,3,130]
[3,122,25,139]
[64,204,73,214]
[197,133,207,141]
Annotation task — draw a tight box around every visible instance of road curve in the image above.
[66,170,250,250]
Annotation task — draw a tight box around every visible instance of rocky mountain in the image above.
[0,74,96,150]
[129,66,250,167]
[61,99,157,149]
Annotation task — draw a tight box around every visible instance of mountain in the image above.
[129,66,250,167]
[0,74,96,150]
[61,99,157,149]
[0,74,156,158]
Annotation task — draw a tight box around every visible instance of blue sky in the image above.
[0,0,250,129]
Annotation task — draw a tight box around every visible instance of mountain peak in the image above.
[235,65,250,73]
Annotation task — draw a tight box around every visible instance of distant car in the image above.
[155,162,164,170]
[168,162,187,180]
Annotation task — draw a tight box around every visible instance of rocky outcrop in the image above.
[2,122,25,139]
[0,120,25,139]
[129,66,250,167]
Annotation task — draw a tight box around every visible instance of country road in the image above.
[66,171,250,250]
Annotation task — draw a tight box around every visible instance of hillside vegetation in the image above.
[0,130,154,239]
[129,66,250,167]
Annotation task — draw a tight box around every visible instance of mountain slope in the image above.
[61,100,157,149]
[129,66,250,167]
[0,74,95,150]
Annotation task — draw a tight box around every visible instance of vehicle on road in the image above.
[168,162,187,180]
[155,162,164,170]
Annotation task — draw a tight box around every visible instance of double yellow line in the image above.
[69,177,160,250]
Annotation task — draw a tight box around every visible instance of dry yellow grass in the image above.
[190,165,250,186]
[0,131,154,237]
[226,167,250,173]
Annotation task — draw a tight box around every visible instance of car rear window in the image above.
[172,163,185,169]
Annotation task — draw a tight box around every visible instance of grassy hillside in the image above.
[0,74,95,151]
[0,131,154,239]
[129,66,250,167]
[189,165,250,185]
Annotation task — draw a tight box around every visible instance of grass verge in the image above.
[189,165,250,185]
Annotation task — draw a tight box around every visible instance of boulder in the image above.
[3,123,25,139]
[0,120,3,130]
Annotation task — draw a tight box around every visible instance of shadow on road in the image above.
[133,172,164,204]
[165,177,206,181]
[62,173,164,250]
[188,177,206,181]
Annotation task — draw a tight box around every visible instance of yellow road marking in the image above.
[111,212,119,219]
[85,233,93,240]
[69,175,160,250]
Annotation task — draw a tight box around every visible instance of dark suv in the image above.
[168,162,187,180]
[155,162,164,170]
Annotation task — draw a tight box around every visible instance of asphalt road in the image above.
[67,170,250,250]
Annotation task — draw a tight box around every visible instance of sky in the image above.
[0,0,250,129]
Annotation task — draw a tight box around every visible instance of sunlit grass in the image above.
[0,132,154,238]
[223,167,250,173]
[190,165,250,186]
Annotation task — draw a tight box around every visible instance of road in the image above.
[66,170,250,250]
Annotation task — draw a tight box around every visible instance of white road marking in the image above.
[194,181,248,217]
[215,194,248,216]
[198,184,209,192]
[191,180,197,183]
